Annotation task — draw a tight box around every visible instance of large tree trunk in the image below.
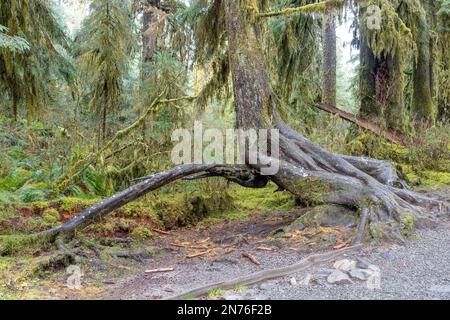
[321,2,337,106]
[412,2,435,126]
[142,0,162,65]
[359,11,379,123]
[359,7,403,131]
[39,0,445,244]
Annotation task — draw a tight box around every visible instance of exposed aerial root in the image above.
[36,113,447,246]
[166,244,362,300]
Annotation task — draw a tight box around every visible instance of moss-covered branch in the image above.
[57,90,197,190]
[258,0,344,18]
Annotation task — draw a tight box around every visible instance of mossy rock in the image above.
[287,205,357,231]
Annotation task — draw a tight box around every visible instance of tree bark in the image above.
[322,2,337,106]
[412,2,435,126]
[142,0,162,65]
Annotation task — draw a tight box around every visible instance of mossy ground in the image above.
[0,181,297,299]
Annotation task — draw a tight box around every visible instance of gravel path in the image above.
[103,215,450,300]
[239,226,450,300]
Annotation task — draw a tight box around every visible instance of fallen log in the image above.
[315,102,411,146]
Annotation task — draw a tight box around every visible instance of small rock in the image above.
[327,270,354,285]
[259,282,276,290]
[349,269,371,281]
[428,285,450,293]
[333,259,357,272]
[356,257,371,269]
[289,278,297,286]
[380,251,395,262]
[299,274,312,286]
[316,268,335,278]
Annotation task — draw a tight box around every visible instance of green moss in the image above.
[208,288,224,298]
[400,213,414,237]
[234,285,247,293]
[0,234,45,256]
[42,208,60,224]
[59,197,100,213]
[293,178,330,206]
[120,202,156,219]
[369,222,383,240]
[403,165,450,188]
[130,227,153,241]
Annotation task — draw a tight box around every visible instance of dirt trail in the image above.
[100,189,450,300]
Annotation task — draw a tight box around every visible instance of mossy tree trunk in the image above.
[321,1,337,106]
[359,37,379,122]
[412,2,435,126]
[359,6,404,132]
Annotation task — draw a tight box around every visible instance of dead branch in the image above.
[315,102,411,146]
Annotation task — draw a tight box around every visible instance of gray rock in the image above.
[349,269,371,281]
[289,277,297,286]
[381,251,395,262]
[327,270,354,285]
[259,282,276,290]
[356,257,372,269]
[333,259,357,272]
[428,285,450,293]
[316,268,335,278]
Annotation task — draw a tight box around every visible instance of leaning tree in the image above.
[40,0,446,245]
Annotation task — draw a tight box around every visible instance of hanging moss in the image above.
[258,0,345,18]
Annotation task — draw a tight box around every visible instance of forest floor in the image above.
[100,206,450,300]
[1,188,448,300]
[100,188,448,300]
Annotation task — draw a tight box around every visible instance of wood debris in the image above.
[224,247,237,255]
[243,252,260,265]
[333,242,347,250]
[186,250,212,259]
[256,246,275,251]
[153,228,170,235]
[145,268,174,273]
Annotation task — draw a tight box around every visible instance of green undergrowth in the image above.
[199,183,296,225]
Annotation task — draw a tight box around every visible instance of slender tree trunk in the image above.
[322,3,337,106]
[359,24,379,122]
[102,103,107,144]
[142,0,162,69]
[12,93,18,121]
[384,53,403,131]
[412,2,435,126]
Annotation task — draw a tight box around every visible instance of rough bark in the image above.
[359,9,403,131]
[322,3,337,106]
[142,0,162,65]
[359,20,379,122]
[226,0,270,130]
[412,2,435,126]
